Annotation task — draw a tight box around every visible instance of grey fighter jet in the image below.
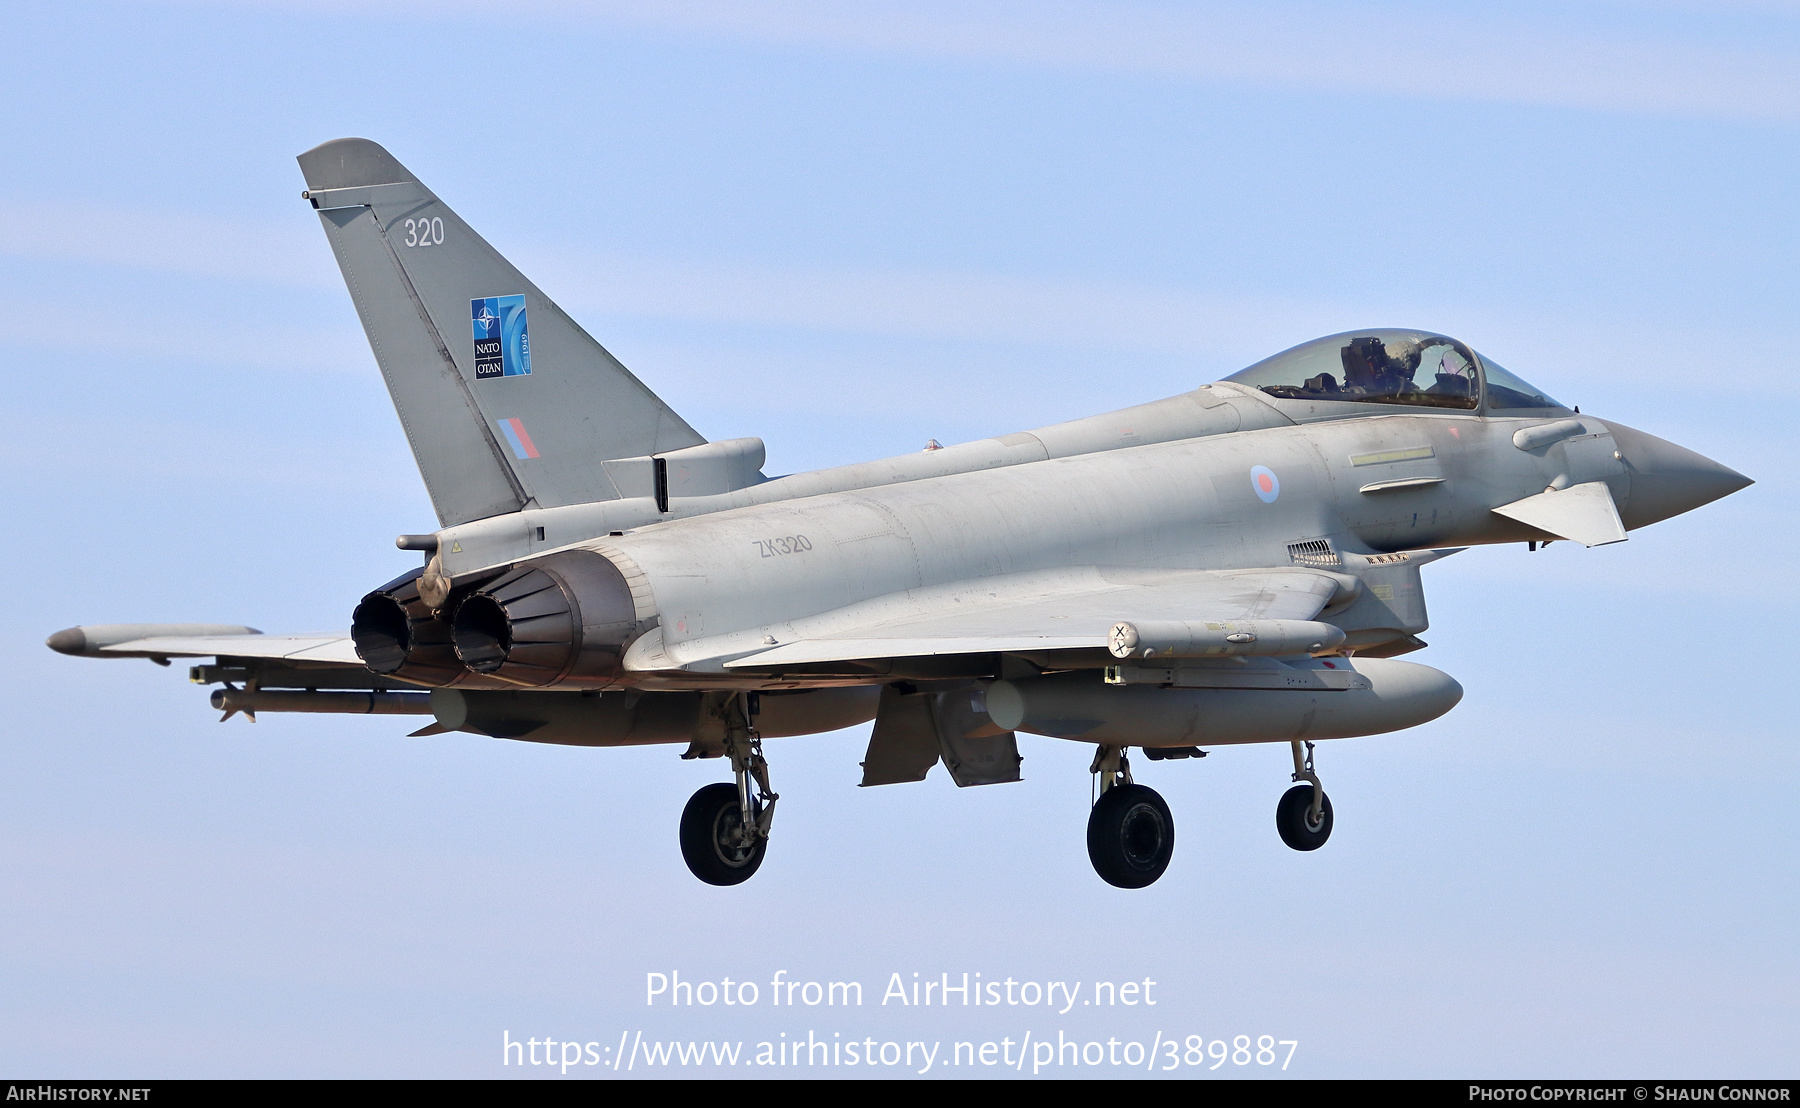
[47,139,1752,888]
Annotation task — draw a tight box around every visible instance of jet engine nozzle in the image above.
[450,550,644,688]
[350,568,502,687]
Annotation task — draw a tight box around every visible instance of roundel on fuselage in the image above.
[1250,465,1280,503]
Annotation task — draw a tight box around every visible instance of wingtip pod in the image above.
[296,138,418,192]
[45,623,262,658]
[45,627,86,655]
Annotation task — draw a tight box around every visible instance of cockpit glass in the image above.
[1476,353,1563,410]
[1223,330,1479,410]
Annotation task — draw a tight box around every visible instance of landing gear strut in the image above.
[680,694,778,885]
[1086,745,1175,889]
[1275,740,1333,851]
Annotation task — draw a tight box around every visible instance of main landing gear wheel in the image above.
[1087,783,1175,889]
[680,693,778,886]
[680,782,767,886]
[1275,785,1333,851]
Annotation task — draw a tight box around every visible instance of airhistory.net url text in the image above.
[503,1030,1298,1074]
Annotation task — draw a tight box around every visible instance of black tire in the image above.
[1086,783,1175,889]
[1275,784,1333,851]
[679,783,767,886]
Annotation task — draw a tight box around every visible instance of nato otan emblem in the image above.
[471,295,531,379]
[1250,464,1280,503]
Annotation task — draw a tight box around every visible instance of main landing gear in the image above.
[1275,740,1333,851]
[1085,740,1335,886]
[1086,746,1175,889]
[679,695,778,886]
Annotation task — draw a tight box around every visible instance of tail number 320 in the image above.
[404,217,445,247]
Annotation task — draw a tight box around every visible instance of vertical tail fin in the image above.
[297,138,707,527]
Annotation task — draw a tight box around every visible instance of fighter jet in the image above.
[46,139,1752,888]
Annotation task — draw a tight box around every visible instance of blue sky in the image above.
[2,0,1795,1078]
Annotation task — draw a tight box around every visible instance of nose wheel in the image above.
[1086,746,1175,888]
[1275,740,1333,851]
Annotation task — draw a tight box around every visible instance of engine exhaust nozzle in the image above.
[450,550,644,688]
[349,567,507,688]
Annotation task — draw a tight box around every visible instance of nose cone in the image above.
[1601,421,1753,530]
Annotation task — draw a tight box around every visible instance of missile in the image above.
[426,685,878,744]
[209,689,432,718]
[1107,618,1346,659]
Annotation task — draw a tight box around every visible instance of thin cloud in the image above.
[584,0,1800,120]
[18,295,367,375]
[7,196,1784,397]
[0,192,1342,361]
[166,0,1800,121]
[0,196,336,291]
[519,244,1340,360]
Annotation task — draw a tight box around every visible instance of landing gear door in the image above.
[858,684,1021,787]
[933,687,1021,788]
[860,686,941,786]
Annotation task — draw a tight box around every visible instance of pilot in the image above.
[1340,336,1414,397]
[1379,338,1426,396]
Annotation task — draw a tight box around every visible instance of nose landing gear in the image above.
[1086,746,1175,889]
[1275,740,1333,851]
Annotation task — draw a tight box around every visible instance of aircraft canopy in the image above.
[1224,330,1563,412]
